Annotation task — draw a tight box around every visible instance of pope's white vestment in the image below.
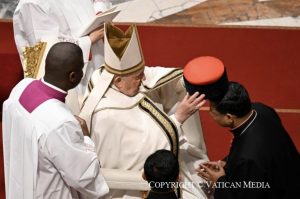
[86,66,209,199]
[2,78,109,199]
[13,0,108,113]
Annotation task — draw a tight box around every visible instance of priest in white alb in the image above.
[2,42,109,199]
[80,23,210,199]
[13,0,113,114]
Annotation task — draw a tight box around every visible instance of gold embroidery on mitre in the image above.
[139,97,179,157]
[23,41,47,78]
[106,23,135,59]
[104,23,145,76]
[105,60,145,76]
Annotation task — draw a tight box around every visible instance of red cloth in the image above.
[184,56,225,85]
[0,54,23,112]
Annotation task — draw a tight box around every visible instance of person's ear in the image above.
[69,71,76,83]
[113,75,123,89]
[142,171,147,181]
[225,113,234,127]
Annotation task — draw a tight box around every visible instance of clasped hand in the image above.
[196,160,226,183]
[74,115,90,137]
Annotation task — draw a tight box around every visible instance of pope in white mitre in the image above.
[80,23,210,199]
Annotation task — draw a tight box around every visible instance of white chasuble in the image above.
[88,66,209,199]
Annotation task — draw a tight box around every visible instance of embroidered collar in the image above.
[19,80,67,113]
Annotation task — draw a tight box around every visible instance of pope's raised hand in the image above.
[175,92,206,124]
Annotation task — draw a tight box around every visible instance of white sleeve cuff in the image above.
[170,114,182,127]
[100,168,149,191]
[170,114,188,145]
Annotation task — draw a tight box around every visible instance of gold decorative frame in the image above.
[23,41,47,78]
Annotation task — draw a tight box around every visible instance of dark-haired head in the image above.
[212,82,252,117]
[209,82,252,128]
[44,42,84,91]
[143,149,179,191]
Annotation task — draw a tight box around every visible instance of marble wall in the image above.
[0,0,18,19]
[0,0,132,19]
[0,0,205,23]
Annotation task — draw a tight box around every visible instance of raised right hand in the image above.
[174,92,206,124]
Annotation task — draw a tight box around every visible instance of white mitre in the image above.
[104,22,144,75]
[80,22,145,131]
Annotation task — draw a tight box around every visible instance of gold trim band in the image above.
[105,60,145,75]
[139,97,179,157]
